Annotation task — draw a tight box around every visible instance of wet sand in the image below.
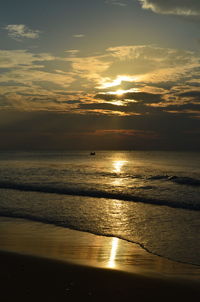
[0,217,200,301]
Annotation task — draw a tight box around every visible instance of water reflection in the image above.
[113,160,126,173]
[1,217,199,277]
[108,237,119,269]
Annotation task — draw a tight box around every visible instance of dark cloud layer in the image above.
[165,103,200,112]
[79,99,200,116]
[95,92,163,103]
[78,101,162,115]
[0,110,199,151]
[177,90,200,100]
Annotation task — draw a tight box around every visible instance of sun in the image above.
[106,87,139,97]
[115,89,128,96]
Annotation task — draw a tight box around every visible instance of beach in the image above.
[1,0,200,297]
[0,217,200,302]
[1,250,200,302]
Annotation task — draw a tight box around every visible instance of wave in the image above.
[169,176,200,186]
[148,175,200,186]
[93,171,200,187]
[0,181,199,211]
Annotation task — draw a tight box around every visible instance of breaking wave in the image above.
[148,175,200,186]
[0,181,199,211]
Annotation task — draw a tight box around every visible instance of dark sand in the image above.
[1,251,200,302]
[0,217,200,301]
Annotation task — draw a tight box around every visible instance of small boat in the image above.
[90,152,96,156]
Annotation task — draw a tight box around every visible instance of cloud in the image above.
[105,0,127,7]
[78,102,124,111]
[80,88,200,116]
[77,96,166,116]
[77,101,146,116]
[67,55,111,82]
[65,45,200,99]
[72,34,85,38]
[0,49,77,110]
[1,109,199,150]
[0,44,199,116]
[66,45,199,96]
[4,24,41,41]
[95,92,163,103]
[0,50,55,69]
[163,103,200,117]
[177,90,200,100]
[93,129,158,139]
[139,0,200,16]
[107,45,195,66]
[65,49,80,57]
[104,45,199,86]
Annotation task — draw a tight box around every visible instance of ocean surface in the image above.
[0,151,200,266]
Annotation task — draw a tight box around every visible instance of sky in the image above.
[0,0,200,150]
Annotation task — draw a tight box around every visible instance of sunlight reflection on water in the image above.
[113,160,127,173]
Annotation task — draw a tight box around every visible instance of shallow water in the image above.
[1,216,200,278]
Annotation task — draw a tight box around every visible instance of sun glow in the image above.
[98,75,139,89]
[111,100,124,106]
[115,89,128,96]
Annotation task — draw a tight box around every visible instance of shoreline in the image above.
[0,216,200,301]
[0,216,200,277]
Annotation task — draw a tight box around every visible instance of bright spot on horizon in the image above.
[108,237,119,269]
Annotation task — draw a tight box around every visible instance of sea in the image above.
[0,151,200,266]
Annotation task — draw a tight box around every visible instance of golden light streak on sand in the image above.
[108,237,119,269]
